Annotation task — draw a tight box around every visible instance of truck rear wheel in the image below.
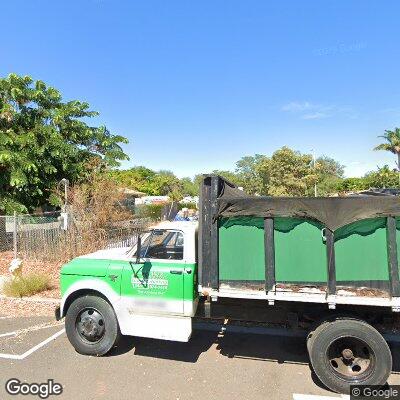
[65,295,120,356]
[308,319,392,394]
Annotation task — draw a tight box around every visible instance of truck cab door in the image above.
[121,230,186,315]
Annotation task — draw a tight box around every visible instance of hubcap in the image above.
[327,337,375,380]
[76,308,105,343]
[342,348,354,360]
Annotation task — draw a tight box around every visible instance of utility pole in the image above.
[311,149,318,197]
[59,178,69,212]
[58,178,70,230]
[13,211,17,259]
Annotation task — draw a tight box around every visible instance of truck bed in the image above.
[199,175,400,311]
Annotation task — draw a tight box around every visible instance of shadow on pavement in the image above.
[109,328,400,366]
[106,326,400,393]
[108,328,309,364]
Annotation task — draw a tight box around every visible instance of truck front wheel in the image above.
[308,319,392,394]
[65,295,120,356]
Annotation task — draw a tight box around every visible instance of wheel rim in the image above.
[76,308,105,343]
[326,336,375,382]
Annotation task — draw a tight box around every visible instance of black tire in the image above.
[65,295,120,356]
[309,319,392,394]
[307,320,331,354]
[307,316,362,355]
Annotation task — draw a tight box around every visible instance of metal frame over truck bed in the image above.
[199,175,400,311]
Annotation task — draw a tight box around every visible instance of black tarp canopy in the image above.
[216,181,400,231]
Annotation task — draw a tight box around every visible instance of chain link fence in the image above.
[0,212,151,263]
[0,215,15,253]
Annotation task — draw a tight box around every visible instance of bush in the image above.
[178,202,197,210]
[3,273,52,297]
[135,204,165,221]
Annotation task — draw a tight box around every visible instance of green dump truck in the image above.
[58,175,400,394]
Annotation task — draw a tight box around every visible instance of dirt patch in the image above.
[0,251,13,274]
[336,286,390,298]
[0,297,57,317]
[275,283,327,293]
[0,251,61,299]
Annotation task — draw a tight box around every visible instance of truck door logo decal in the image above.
[131,271,169,293]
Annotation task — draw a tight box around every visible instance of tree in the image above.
[336,177,368,193]
[180,177,198,197]
[316,156,344,178]
[110,167,189,198]
[110,166,157,194]
[193,170,243,194]
[364,165,400,188]
[211,170,243,187]
[335,165,400,193]
[257,147,317,196]
[315,156,345,196]
[152,171,183,197]
[374,128,400,171]
[0,73,128,213]
[235,155,267,194]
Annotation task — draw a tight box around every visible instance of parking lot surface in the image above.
[1,316,400,400]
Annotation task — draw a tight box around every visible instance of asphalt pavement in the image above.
[0,316,399,400]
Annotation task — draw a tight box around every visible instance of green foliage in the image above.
[195,150,345,197]
[315,156,345,196]
[193,170,244,192]
[211,170,244,187]
[235,155,267,194]
[316,175,343,196]
[256,147,317,196]
[374,128,400,170]
[3,273,52,297]
[180,177,198,197]
[110,166,156,194]
[135,203,165,221]
[111,167,182,196]
[316,156,344,178]
[112,148,347,198]
[178,202,197,210]
[112,135,400,199]
[154,171,183,201]
[110,167,199,201]
[0,73,128,213]
[364,165,400,188]
[336,177,368,193]
[336,166,400,193]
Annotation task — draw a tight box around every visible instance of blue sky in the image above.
[2,0,400,178]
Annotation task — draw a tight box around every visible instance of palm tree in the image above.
[374,128,400,186]
[374,128,400,170]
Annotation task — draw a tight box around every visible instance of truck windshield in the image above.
[134,229,184,260]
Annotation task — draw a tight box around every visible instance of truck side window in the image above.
[139,230,184,260]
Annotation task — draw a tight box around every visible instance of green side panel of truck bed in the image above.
[219,217,265,281]
[274,218,327,283]
[395,218,400,274]
[219,216,392,286]
[335,218,389,283]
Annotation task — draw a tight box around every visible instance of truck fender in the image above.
[60,279,120,318]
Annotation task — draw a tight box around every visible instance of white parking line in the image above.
[0,331,17,338]
[0,322,63,339]
[0,329,65,360]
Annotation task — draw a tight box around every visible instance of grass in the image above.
[2,273,52,298]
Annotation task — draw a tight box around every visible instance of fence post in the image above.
[13,211,17,259]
